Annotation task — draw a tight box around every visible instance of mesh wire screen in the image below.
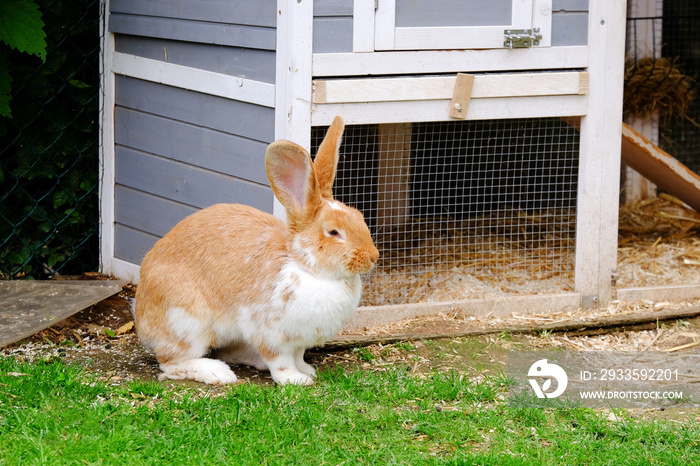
[312,118,580,307]
[626,2,700,175]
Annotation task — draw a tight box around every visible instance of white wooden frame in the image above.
[373,0,552,50]
[574,0,627,307]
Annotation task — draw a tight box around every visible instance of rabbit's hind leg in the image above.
[158,357,238,385]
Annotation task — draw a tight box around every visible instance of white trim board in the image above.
[112,52,276,108]
[313,72,588,104]
[313,46,589,77]
[311,94,588,126]
[343,293,581,330]
[99,0,116,277]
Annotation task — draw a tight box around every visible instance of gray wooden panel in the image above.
[314,0,353,16]
[313,17,353,53]
[115,185,199,237]
[109,14,276,50]
[395,0,512,27]
[114,108,269,185]
[115,36,276,83]
[552,12,588,46]
[111,0,277,27]
[114,224,159,265]
[115,147,274,212]
[115,76,275,143]
[552,0,588,12]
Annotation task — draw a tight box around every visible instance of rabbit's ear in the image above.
[314,116,345,200]
[266,140,321,226]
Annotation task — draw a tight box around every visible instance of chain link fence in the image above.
[0,0,100,279]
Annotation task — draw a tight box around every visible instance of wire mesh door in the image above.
[312,118,581,307]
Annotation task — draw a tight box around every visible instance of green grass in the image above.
[1,357,699,465]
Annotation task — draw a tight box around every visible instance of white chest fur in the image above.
[272,262,362,345]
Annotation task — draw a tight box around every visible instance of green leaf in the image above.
[0,0,47,61]
[68,79,91,89]
[47,253,64,268]
[53,190,72,209]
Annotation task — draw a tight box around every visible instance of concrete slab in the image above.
[0,280,126,348]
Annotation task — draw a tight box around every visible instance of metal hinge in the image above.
[504,28,542,49]
[375,0,379,10]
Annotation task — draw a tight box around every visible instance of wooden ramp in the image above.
[621,122,700,212]
[0,280,125,348]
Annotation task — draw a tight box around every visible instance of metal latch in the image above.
[504,28,542,49]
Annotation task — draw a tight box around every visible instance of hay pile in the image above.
[363,208,576,306]
[624,56,695,121]
[360,195,699,307]
[617,194,700,288]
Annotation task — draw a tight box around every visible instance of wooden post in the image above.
[574,0,627,308]
[376,123,413,229]
[274,0,314,221]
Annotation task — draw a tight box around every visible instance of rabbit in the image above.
[134,116,379,386]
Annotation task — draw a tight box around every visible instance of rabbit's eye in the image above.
[327,229,343,239]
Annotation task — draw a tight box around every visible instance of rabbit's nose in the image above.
[369,246,379,264]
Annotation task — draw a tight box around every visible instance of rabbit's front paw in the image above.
[296,360,317,378]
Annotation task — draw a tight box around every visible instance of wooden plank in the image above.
[574,0,626,307]
[618,285,700,303]
[333,303,700,347]
[115,76,275,144]
[621,123,700,213]
[114,36,276,84]
[112,52,275,108]
[352,0,375,52]
[100,0,117,277]
[275,0,314,219]
[376,123,412,228]
[109,14,276,50]
[342,293,581,330]
[114,108,269,185]
[312,46,590,76]
[534,0,553,47]
[115,147,274,212]
[449,73,474,119]
[313,72,588,104]
[110,0,277,27]
[0,281,125,348]
[115,186,198,238]
[374,0,395,50]
[311,94,588,125]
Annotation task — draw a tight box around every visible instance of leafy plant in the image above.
[0,0,99,278]
[0,0,47,117]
